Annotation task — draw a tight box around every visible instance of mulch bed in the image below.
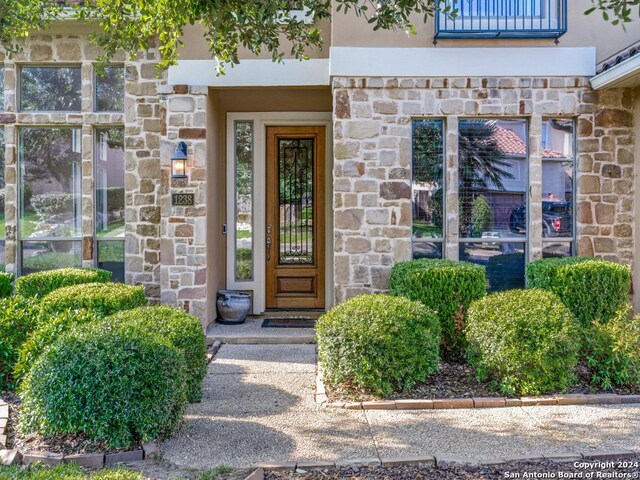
[325,361,640,402]
[2,392,141,456]
[266,458,640,479]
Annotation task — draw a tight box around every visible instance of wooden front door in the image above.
[265,126,325,309]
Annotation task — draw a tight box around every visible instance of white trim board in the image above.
[168,47,596,86]
[590,54,640,90]
[225,112,333,315]
[330,47,596,78]
[169,59,330,87]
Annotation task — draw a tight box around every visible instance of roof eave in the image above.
[590,54,640,90]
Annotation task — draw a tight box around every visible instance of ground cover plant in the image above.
[526,257,631,326]
[389,259,486,357]
[466,289,580,396]
[317,294,441,396]
[0,464,143,480]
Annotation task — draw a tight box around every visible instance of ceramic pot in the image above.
[216,290,251,324]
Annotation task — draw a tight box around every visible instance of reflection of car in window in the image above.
[509,201,572,237]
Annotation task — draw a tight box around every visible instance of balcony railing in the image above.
[435,0,567,39]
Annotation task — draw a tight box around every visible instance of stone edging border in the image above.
[0,399,160,468]
[315,366,640,410]
[243,450,640,479]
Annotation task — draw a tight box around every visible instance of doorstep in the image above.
[206,315,317,345]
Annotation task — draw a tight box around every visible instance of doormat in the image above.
[262,318,316,328]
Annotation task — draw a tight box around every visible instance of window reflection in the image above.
[460,242,526,292]
[235,122,253,281]
[412,119,444,258]
[96,128,125,238]
[95,67,125,112]
[20,67,82,112]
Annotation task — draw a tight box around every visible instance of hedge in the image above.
[19,322,187,448]
[526,257,631,326]
[584,307,640,390]
[0,296,41,391]
[40,282,146,318]
[466,289,580,396]
[15,268,112,298]
[0,272,14,298]
[14,308,102,384]
[106,306,207,402]
[316,294,441,396]
[389,259,486,357]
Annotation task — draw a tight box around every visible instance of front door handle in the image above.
[266,225,272,262]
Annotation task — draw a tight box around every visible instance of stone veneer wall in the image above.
[332,77,636,303]
[158,85,209,321]
[0,35,167,306]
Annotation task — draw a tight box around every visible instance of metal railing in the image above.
[435,0,567,39]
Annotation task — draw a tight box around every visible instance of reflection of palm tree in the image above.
[459,120,515,237]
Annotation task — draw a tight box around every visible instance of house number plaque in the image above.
[172,193,195,206]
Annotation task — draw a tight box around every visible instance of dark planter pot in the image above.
[216,290,251,325]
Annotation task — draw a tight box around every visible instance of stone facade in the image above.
[159,85,209,320]
[332,76,636,303]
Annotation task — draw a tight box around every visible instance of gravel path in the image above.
[160,344,640,469]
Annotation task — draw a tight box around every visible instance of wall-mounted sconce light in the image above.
[171,141,188,179]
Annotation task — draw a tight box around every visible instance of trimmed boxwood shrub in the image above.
[0,272,14,298]
[19,322,187,448]
[526,257,631,326]
[15,268,112,298]
[316,294,441,397]
[40,282,147,317]
[584,307,640,390]
[107,306,207,402]
[466,289,580,396]
[0,296,41,391]
[13,308,101,384]
[389,259,486,357]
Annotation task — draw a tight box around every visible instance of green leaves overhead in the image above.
[0,0,450,74]
[585,0,639,26]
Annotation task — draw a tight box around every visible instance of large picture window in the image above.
[19,127,82,274]
[411,119,444,260]
[458,119,528,292]
[20,67,82,112]
[542,118,575,258]
[96,128,125,282]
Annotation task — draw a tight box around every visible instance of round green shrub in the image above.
[526,257,631,326]
[14,308,102,384]
[40,282,147,318]
[584,306,640,390]
[466,289,580,396]
[0,272,15,298]
[0,296,41,391]
[106,306,207,402]
[316,294,441,397]
[15,268,112,299]
[389,259,486,358]
[19,322,187,448]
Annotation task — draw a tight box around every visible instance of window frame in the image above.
[17,125,84,275]
[18,64,83,113]
[541,117,577,258]
[93,126,126,280]
[410,117,446,260]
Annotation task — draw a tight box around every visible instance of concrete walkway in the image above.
[161,344,640,469]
